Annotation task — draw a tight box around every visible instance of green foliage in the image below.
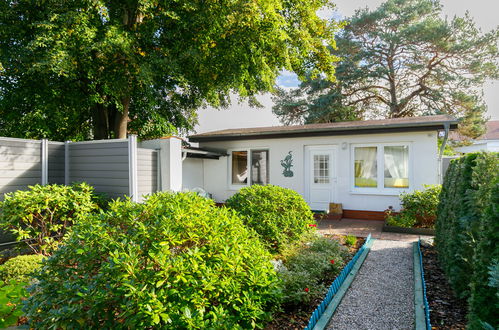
[0,183,99,255]
[225,185,315,253]
[0,0,343,140]
[273,0,498,138]
[435,152,498,328]
[24,192,281,328]
[386,185,441,228]
[0,255,44,283]
[344,235,357,247]
[277,235,349,306]
[0,280,28,328]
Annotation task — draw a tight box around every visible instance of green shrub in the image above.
[0,255,44,283]
[0,280,28,328]
[0,183,98,255]
[278,235,348,306]
[24,192,281,329]
[435,152,498,328]
[344,235,357,247]
[386,185,441,228]
[225,185,315,253]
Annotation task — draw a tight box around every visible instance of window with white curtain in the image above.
[230,149,269,187]
[352,144,410,192]
[384,146,409,188]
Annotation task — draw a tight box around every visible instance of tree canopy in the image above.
[273,0,499,137]
[0,0,342,140]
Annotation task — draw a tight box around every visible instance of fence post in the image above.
[64,141,71,185]
[41,139,48,185]
[128,135,138,202]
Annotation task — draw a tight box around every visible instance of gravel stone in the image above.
[327,240,414,330]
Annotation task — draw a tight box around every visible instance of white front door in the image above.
[305,146,336,211]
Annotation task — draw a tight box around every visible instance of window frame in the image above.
[350,142,412,195]
[228,148,270,190]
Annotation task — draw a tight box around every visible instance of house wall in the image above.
[68,140,130,198]
[182,158,204,190]
[0,138,43,196]
[454,140,499,153]
[199,131,438,212]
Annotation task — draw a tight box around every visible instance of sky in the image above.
[197,0,499,133]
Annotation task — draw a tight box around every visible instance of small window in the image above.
[251,150,269,185]
[231,151,248,185]
[354,146,377,188]
[231,149,269,187]
[313,154,330,184]
[384,146,409,188]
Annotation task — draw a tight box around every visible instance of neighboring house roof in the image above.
[189,115,458,142]
[449,120,499,142]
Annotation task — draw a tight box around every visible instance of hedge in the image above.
[435,152,498,328]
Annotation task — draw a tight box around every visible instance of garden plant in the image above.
[0,183,99,255]
[24,192,281,328]
[226,185,316,253]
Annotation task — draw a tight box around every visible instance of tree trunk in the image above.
[114,96,130,139]
[92,104,109,139]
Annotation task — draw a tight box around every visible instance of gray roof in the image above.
[189,115,459,142]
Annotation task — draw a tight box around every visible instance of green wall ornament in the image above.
[281,151,294,177]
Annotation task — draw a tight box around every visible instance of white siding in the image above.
[199,131,439,212]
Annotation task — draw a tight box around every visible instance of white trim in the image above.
[350,142,413,195]
[70,138,128,145]
[128,135,139,202]
[227,147,270,190]
[0,136,43,143]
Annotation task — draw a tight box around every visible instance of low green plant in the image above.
[278,235,349,306]
[225,185,315,253]
[0,280,28,328]
[24,192,281,329]
[386,185,441,228]
[0,254,44,283]
[0,183,99,255]
[344,235,357,247]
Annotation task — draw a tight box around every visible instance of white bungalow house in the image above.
[452,120,499,153]
[166,115,459,217]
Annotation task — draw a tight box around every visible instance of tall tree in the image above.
[273,0,498,137]
[0,0,342,140]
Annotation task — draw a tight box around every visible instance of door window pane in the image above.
[384,146,409,188]
[231,151,247,185]
[354,147,377,187]
[251,150,269,185]
[313,154,330,184]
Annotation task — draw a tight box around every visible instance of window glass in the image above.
[313,154,330,184]
[354,147,377,187]
[251,150,269,185]
[231,151,248,185]
[384,146,409,188]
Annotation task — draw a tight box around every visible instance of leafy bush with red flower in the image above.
[226,185,315,253]
[277,234,349,306]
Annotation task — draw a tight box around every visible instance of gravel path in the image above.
[327,240,414,330]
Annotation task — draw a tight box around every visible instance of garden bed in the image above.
[420,244,467,329]
[265,235,365,330]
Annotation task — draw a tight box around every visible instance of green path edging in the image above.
[413,242,426,330]
[312,238,375,330]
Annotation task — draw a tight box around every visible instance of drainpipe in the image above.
[438,122,450,183]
